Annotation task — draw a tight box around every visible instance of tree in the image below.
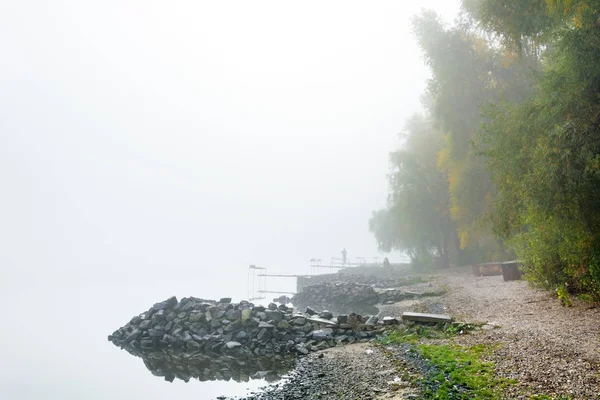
[411,10,525,262]
[474,0,600,297]
[370,114,456,269]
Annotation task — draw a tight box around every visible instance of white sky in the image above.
[1,0,460,282]
[1,2,464,399]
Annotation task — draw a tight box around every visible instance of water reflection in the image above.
[130,347,296,383]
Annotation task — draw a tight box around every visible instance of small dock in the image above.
[257,290,297,295]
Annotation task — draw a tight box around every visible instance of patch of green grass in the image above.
[379,323,511,399]
[380,322,480,345]
[418,343,512,399]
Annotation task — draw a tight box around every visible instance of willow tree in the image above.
[410,10,527,262]
[370,114,457,269]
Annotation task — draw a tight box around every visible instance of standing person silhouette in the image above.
[383,257,390,269]
[341,248,347,265]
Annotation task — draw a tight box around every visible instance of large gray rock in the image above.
[311,328,334,341]
[318,310,333,320]
[265,310,283,322]
[292,317,306,326]
[257,328,270,341]
[153,296,178,311]
[277,320,290,329]
[225,341,242,349]
[235,331,249,342]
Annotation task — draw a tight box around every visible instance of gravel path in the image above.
[234,343,420,400]
[437,270,600,399]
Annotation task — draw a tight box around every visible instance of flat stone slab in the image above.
[306,316,339,327]
[402,312,452,324]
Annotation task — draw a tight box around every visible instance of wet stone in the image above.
[265,310,283,322]
[318,310,333,320]
[153,296,178,311]
[226,309,242,321]
[257,329,270,341]
[226,341,242,350]
[166,312,177,322]
[139,320,151,330]
[148,329,164,337]
[124,329,141,343]
[189,313,203,323]
[235,331,249,342]
[277,320,290,329]
[311,329,333,341]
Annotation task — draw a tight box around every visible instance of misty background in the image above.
[0,1,459,399]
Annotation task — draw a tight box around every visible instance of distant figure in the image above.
[383,257,390,269]
[341,248,347,265]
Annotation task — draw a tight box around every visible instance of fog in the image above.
[0,1,459,399]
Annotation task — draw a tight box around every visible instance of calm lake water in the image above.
[0,267,299,400]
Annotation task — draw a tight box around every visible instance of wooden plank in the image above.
[402,312,452,324]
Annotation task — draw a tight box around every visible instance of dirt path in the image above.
[429,270,600,399]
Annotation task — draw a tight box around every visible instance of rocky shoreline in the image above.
[108,268,600,399]
[108,295,395,384]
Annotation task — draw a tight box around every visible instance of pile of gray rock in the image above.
[292,281,445,311]
[108,296,392,383]
[335,274,422,288]
[297,274,419,292]
[291,282,380,309]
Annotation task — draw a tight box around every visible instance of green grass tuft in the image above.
[379,323,512,399]
[380,322,480,345]
[418,343,512,399]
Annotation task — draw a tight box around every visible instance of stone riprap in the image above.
[108,296,389,383]
[297,273,422,293]
[291,282,380,309]
[291,281,435,310]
